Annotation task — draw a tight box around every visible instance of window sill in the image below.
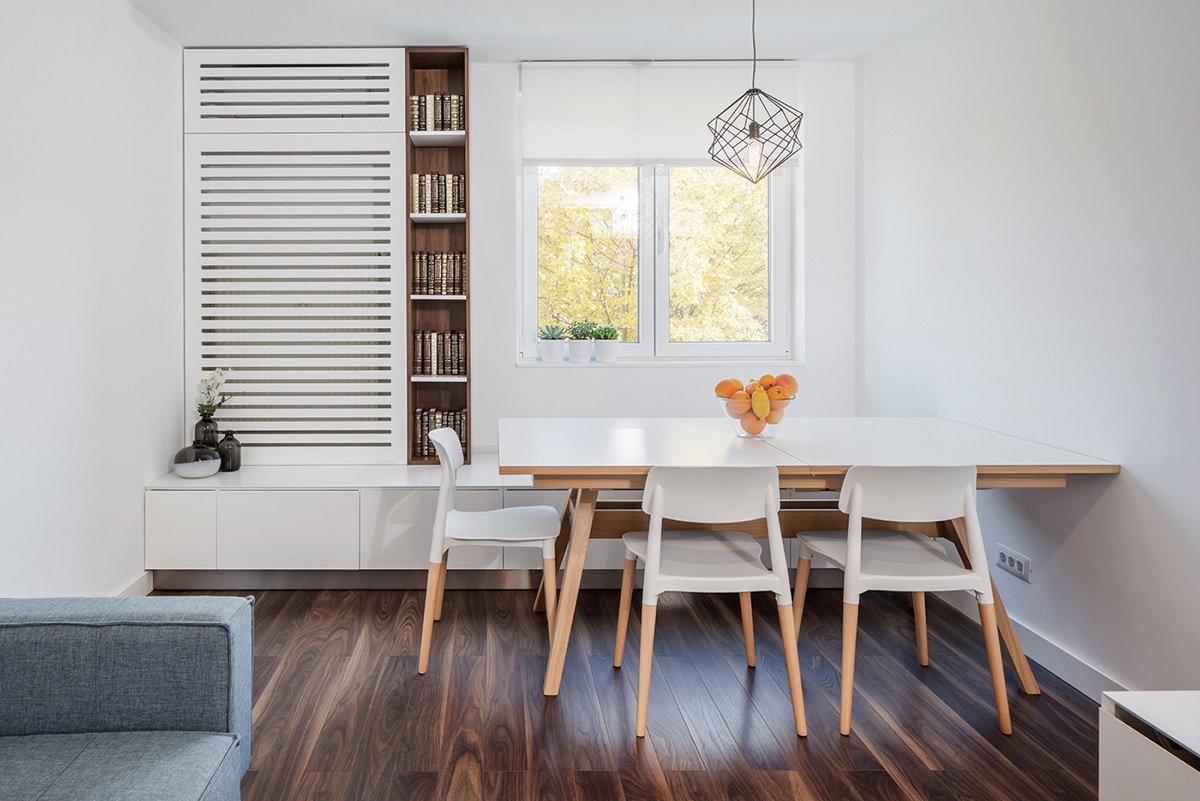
[515,357,803,368]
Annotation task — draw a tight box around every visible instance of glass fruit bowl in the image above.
[716,392,795,439]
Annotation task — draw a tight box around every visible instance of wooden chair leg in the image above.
[979,602,1013,735]
[417,561,441,675]
[433,559,448,621]
[776,603,807,737]
[739,592,757,668]
[613,557,637,668]
[839,602,860,736]
[792,557,812,639]
[635,603,657,738]
[913,591,929,666]
[542,556,558,641]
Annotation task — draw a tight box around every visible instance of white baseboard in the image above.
[935,591,1125,702]
[116,571,154,597]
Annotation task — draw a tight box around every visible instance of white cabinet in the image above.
[145,491,216,570]
[217,491,359,570]
[359,489,502,570]
[1100,691,1200,801]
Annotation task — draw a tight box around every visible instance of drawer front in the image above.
[360,489,503,570]
[1100,710,1200,801]
[217,490,359,570]
[145,490,217,570]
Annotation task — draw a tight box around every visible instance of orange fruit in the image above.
[767,385,792,410]
[727,390,751,416]
[774,373,798,395]
[740,411,767,435]
[714,378,739,398]
[750,387,770,419]
[745,381,760,396]
[765,408,785,424]
[759,374,776,390]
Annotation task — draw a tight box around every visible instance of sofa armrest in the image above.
[0,596,253,769]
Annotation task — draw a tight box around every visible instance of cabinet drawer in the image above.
[145,490,217,570]
[360,489,502,570]
[217,490,359,570]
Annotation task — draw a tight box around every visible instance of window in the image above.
[523,163,792,359]
[518,61,800,360]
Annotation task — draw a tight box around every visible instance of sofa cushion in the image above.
[0,731,242,801]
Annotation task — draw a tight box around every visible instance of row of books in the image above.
[410,173,466,215]
[413,408,468,459]
[412,251,466,295]
[414,330,467,376]
[409,94,465,132]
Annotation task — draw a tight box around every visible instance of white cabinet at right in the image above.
[1100,691,1200,801]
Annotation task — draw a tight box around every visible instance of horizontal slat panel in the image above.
[187,129,405,463]
[186,49,404,134]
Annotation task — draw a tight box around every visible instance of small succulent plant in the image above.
[537,324,566,340]
[593,325,619,341]
[567,319,596,340]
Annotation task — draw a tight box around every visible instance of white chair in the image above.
[418,427,563,674]
[613,466,806,738]
[794,465,1011,735]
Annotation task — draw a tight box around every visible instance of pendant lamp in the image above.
[708,0,803,183]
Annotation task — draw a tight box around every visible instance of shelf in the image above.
[409,131,466,148]
[410,213,466,223]
[411,375,468,383]
[411,294,467,301]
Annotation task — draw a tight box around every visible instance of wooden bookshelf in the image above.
[406,47,470,463]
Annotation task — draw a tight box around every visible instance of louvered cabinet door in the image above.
[184,49,406,134]
[185,133,406,464]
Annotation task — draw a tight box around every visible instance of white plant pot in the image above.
[567,339,593,363]
[537,339,566,362]
[593,339,618,363]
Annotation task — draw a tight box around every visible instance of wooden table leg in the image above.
[543,488,597,696]
[938,519,1041,696]
[534,489,577,613]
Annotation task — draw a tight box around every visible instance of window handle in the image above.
[656,228,666,256]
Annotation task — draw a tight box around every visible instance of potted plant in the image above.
[592,325,619,362]
[536,324,567,362]
[566,319,595,363]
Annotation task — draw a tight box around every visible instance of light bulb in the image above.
[742,121,763,171]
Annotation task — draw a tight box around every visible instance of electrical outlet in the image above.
[996,544,1033,583]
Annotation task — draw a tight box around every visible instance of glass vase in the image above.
[218,430,242,472]
[194,414,219,448]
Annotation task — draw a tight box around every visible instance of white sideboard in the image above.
[1100,691,1200,801]
[144,456,576,572]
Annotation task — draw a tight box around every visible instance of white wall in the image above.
[467,62,858,450]
[0,0,182,596]
[859,0,1200,692]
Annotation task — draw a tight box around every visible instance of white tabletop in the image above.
[497,416,1117,487]
[764,417,1116,472]
[497,417,807,473]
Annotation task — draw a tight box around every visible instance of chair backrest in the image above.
[838,465,990,600]
[641,466,791,603]
[427,428,464,561]
[838,465,977,523]
[642,466,780,524]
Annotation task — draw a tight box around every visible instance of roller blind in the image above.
[519,62,800,163]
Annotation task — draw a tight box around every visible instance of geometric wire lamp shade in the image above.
[708,87,803,183]
[707,0,803,183]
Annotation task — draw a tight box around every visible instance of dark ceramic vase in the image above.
[173,440,221,479]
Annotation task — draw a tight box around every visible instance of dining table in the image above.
[496,416,1120,697]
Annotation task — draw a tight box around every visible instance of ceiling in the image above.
[127,0,947,62]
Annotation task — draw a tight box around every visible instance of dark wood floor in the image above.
[158,586,1100,801]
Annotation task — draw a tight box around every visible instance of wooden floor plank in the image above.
[156,587,1100,801]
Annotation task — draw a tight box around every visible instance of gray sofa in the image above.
[0,596,253,801]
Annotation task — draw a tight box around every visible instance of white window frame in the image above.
[520,163,794,361]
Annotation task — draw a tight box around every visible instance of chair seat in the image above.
[623,530,770,581]
[800,529,985,590]
[446,504,560,543]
